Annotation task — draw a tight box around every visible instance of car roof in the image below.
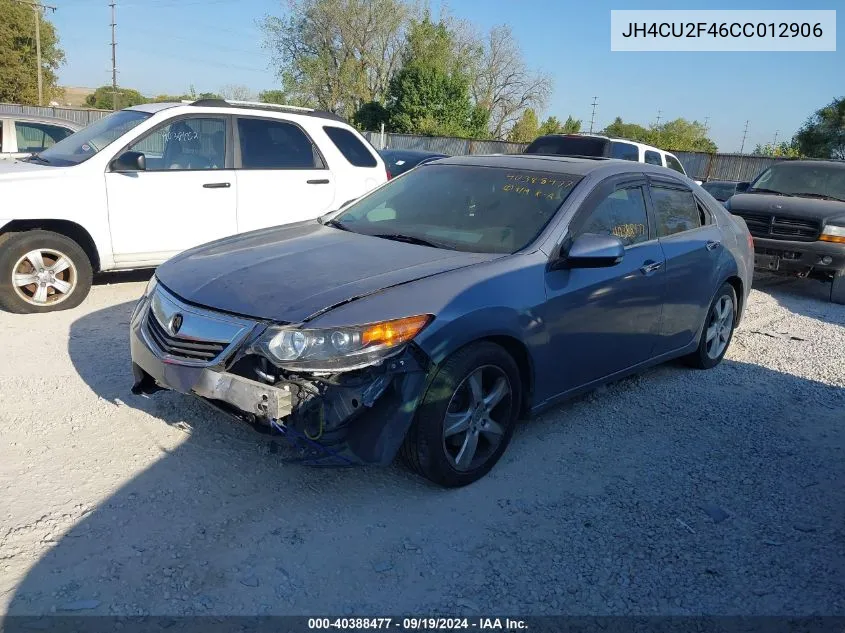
[0,113,82,128]
[433,153,680,177]
[532,133,673,155]
[127,99,348,124]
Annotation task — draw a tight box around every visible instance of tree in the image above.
[601,117,651,143]
[753,141,801,158]
[353,100,389,130]
[220,84,253,100]
[602,116,717,152]
[508,108,539,142]
[260,0,410,119]
[537,115,581,136]
[85,85,145,110]
[0,0,65,104]
[467,24,552,139]
[794,96,845,159]
[258,89,288,104]
[386,14,485,138]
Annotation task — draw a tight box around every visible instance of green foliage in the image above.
[753,141,802,158]
[794,96,845,159]
[259,89,288,104]
[353,101,389,130]
[508,108,539,142]
[602,116,717,152]
[85,85,145,110]
[0,0,65,104]
[537,115,581,136]
[386,14,484,138]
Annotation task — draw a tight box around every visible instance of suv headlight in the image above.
[820,225,845,244]
[254,314,433,373]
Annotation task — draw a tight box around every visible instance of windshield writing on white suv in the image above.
[332,165,580,254]
[750,163,845,202]
[36,110,151,166]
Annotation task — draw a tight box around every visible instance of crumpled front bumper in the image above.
[129,289,430,466]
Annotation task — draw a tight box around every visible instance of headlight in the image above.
[255,314,433,372]
[820,225,845,244]
[143,275,158,296]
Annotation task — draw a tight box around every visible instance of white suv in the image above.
[0,99,387,313]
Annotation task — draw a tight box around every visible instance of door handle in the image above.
[203,182,231,189]
[640,261,663,275]
[706,240,721,251]
[307,179,330,185]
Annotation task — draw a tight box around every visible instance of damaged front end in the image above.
[129,280,431,466]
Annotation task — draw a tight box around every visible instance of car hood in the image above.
[730,193,845,224]
[156,221,499,323]
[0,158,64,180]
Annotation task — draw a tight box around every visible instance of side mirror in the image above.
[556,233,625,269]
[736,181,751,193]
[111,150,146,172]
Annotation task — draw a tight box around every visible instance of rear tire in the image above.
[400,342,522,488]
[684,282,737,370]
[831,269,845,305]
[0,231,93,314]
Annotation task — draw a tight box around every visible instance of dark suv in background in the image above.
[726,160,845,303]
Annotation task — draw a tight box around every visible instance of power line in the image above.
[10,0,57,106]
[588,97,598,134]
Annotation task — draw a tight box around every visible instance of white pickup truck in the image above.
[0,99,387,313]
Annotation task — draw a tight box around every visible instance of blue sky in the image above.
[52,0,841,152]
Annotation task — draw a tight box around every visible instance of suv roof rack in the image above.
[187,98,346,123]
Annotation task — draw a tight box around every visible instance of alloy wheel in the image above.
[705,294,734,360]
[442,365,513,472]
[12,249,78,307]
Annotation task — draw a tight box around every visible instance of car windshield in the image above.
[702,182,737,201]
[331,164,581,254]
[380,151,442,176]
[749,163,845,202]
[35,109,151,166]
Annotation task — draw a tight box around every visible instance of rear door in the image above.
[647,177,723,354]
[234,116,336,233]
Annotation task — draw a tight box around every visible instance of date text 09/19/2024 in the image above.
[307,618,529,630]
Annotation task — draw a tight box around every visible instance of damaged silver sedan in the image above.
[130,155,753,486]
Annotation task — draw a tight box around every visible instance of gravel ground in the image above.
[0,273,843,616]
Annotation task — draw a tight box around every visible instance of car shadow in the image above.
[2,299,844,619]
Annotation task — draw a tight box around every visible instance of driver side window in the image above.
[128,117,227,171]
[578,186,650,247]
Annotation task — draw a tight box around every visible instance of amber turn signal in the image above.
[362,314,432,348]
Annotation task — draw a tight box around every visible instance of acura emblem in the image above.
[168,313,184,336]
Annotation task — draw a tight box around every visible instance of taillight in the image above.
[386,169,392,180]
[747,231,754,251]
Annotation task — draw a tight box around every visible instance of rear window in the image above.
[524,135,609,157]
[335,165,581,254]
[610,141,639,161]
[665,154,686,175]
[644,150,663,165]
[323,126,378,167]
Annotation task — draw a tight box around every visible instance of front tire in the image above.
[400,342,522,488]
[684,282,737,370]
[831,269,845,305]
[0,231,93,314]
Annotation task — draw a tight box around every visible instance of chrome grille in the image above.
[145,311,226,361]
[731,211,821,242]
[142,285,256,366]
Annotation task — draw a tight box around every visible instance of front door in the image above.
[234,116,336,234]
[538,176,666,400]
[105,115,237,265]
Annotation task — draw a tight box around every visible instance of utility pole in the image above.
[703,116,711,134]
[110,0,118,110]
[773,130,779,146]
[589,97,598,134]
[11,0,57,107]
[739,120,750,154]
[655,109,662,127]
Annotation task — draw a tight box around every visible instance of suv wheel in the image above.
[400,341,522,487]
[0,231,93,314]
[831,269,845,305]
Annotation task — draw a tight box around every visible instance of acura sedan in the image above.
[130,155,753,487]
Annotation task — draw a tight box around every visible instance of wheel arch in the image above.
[724,275,744,323]
[0,220,100,272]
